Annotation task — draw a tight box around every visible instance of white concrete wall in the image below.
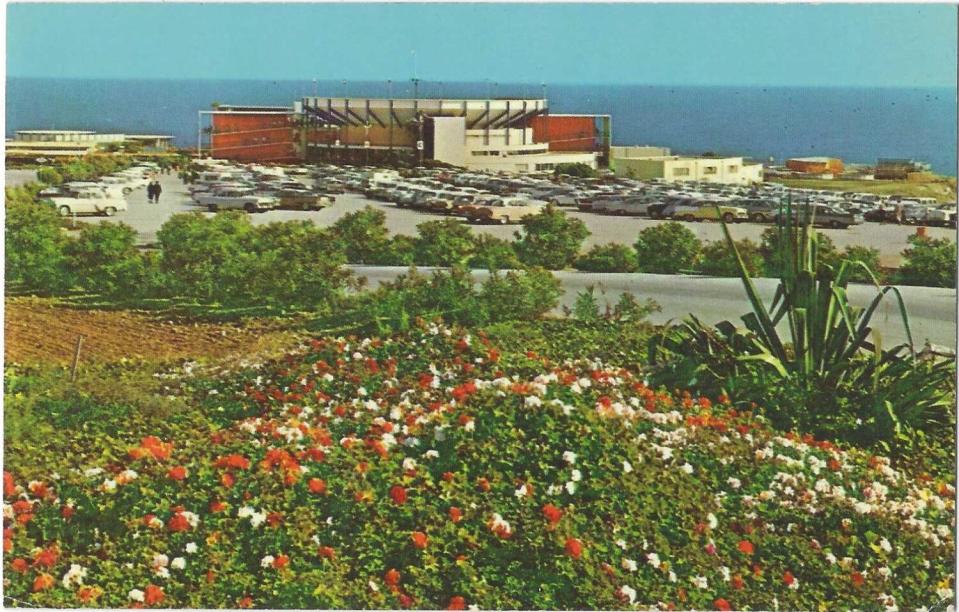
[431,117,467,168]
[465,151,597,173]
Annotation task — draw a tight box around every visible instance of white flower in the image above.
[571,469,582,482]
[646,552,661,568]
[564,481,577,495]
[680,463,693,475]
[825,552,837,564]
[615,539,628,550]
[562,451,577,465]
[622,460,633,474]
[707,513,718,530]
[691,575,708,589]
[129,589,145,602]
[515,485,528,498]
[547,484,562,495]
[463,420,475,432]
[525,396,542,408]
[788,577,800,591]
[152,553,169,568]
[369,579,379,592]
[621,558,638,572]
[260,555,275,568]
[879,538,892,554]
[61,564,87,589]
[720,566,731,582]
[171,557,186,570]
[249,510,267,529]
[102,479,117,492]
[237,506,254,519]
[185,542,198,554]
[424,449,439,459]
[402,457,417,471]
[619,585,637,604]
[668,570,677,583]
[154,566,170,579]
[727,477,742,489]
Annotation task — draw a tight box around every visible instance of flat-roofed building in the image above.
[612,152,763,185]
[786,157,844,176]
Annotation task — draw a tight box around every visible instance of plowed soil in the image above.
[5,298,304,366]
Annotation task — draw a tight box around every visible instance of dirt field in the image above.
[4,297,306,366]
[774,177,957,202]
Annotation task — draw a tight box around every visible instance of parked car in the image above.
[468,197,545,224]
[599,196,654,216]
[671,201,748,223]
[926,204,957,228]
[736,198,781,223]
[775,204,864,229]
[49,188,128,217]
[193,188,278,213]
[269,189,334,211]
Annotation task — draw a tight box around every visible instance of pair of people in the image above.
[147,180,162,203]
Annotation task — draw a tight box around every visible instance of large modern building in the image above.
[200,96,610,173]
[875,158,933,180]
[611,150,763,185]
[785,157,844,176]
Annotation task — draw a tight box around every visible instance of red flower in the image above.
[783,571,795,586]
[564,537,583,559]
[272,554,290,570]
[308,478,327,494]
[210,500,227,513]
[731,575,745,590]
[221,472,236,488]
[390,485,408,505]
[447,596,467,610]
[714,598,732,611]
[168,513,190,532]
[477,477,491,492]
[398,593,414,608]
[168,466,187,481]
[737,540,754,555]
[384,568,401,587]
[237,596,254,608]
[144,584,165,606]
[318,546,336,560]
[442,471,455,482]
[449,507,463,523]
[33,546,58,568]
[61,505,75,519]
[851,572,865,587]
[78,586,103,602]
[11,558,29,573]
[32,573,54,592]
[267,512,284,527]
[411,531,429,549]
[214,454,250,470]
[541,503,563,526]
[129,436,173,461]
[3,471,16,498]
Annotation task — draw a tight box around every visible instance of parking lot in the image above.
[51,171,954,267]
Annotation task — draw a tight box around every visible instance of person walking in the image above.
[146,180,156,203]
[149,179,163,204]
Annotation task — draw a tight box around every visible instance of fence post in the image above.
[70,335,85,382]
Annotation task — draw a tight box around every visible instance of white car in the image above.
[467,197,546,224]
[926,204,957,227]
[193,188,278,213]
[49,189,128,217]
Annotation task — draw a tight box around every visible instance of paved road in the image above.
[19,171,954,267]
[5,169,38,187]
[349,265,956,349]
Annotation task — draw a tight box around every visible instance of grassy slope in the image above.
[772,177,957,202]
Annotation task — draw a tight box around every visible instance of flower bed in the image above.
[3,323,955,609]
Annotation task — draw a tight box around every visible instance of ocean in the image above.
[6,77,957,175]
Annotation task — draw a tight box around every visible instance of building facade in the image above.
[203,97,609,173]
[612,153,763,185]
[6,130,174,159]
[785,157,844,176]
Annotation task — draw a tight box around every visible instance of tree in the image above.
[329,207,392,264]
[896,235,956,288]
[414,219,476,266]
[554,163,597,179]
[574,243,638,273]
[467,234,522,271]
[480,268,562,322]
[371,235,417,266]
[36,167,63,186]
[5,200,73,294]
[65,222,146,297]
[514,206,590,270]
[696,239,764,277]
[633,222,702,274]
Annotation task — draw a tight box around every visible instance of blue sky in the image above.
[6,3,957,87]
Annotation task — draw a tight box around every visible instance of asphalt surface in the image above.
[5,169,38,187]
[350,266,956,349]
[27,171,955,266]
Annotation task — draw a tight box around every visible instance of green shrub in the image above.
[633,222,702,274]
[896,235,956,288]
[330,207,392,264]
[36,167,63,186]
[574,243,638,273]
[514,206,590,270]
[370,235,417,266]
[760,226,839,276]
[571,286,602,321]
[65,222,147,297]
[414,219,476,266]
[480,267,562,322]
[467,234,522,271]
[696,238,764,277]
[841,245,884,284]
[5,200,74,294]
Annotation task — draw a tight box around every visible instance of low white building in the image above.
[612,152,763,185]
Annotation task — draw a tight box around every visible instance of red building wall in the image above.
[210,113,298,162]
[530,116,596,151]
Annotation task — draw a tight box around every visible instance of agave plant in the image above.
[649,196,954,450]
